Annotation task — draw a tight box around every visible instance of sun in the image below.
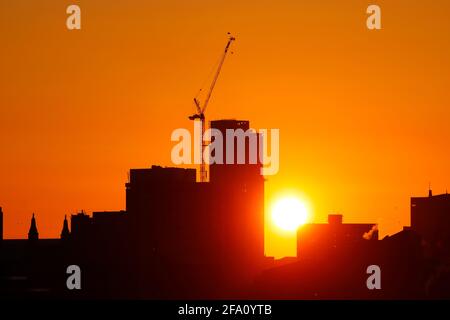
[272,196,309,232]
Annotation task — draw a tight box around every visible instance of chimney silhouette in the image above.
[328,214,343,225]
[60,215,70,240]
[28,213,39,241]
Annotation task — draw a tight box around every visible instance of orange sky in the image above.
[1,0,449,258]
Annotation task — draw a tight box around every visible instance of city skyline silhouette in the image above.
[2,1,450,259]
[1,0,450,301]
[1,118,450,299]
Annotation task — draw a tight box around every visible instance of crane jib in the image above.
[189,34,236,182]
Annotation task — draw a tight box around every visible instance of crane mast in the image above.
[189,33,235,182]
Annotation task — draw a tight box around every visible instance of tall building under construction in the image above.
[125,119,265,297]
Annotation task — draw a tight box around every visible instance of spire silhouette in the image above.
[28,213,39,241]
[61,215,70,240]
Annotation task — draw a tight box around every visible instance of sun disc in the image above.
[272,196,309,232]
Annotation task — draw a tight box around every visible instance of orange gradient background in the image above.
[1,0,449,257]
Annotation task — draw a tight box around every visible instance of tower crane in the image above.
[189,33,236,182]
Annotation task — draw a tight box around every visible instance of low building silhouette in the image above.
[297,214,378,260]
[254,216,425,299]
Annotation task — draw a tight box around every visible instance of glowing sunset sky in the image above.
[1,0,449,257]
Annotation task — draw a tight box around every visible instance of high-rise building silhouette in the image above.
[124,119,266,297]
[209,120,265,267]
[411,190,450,254]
